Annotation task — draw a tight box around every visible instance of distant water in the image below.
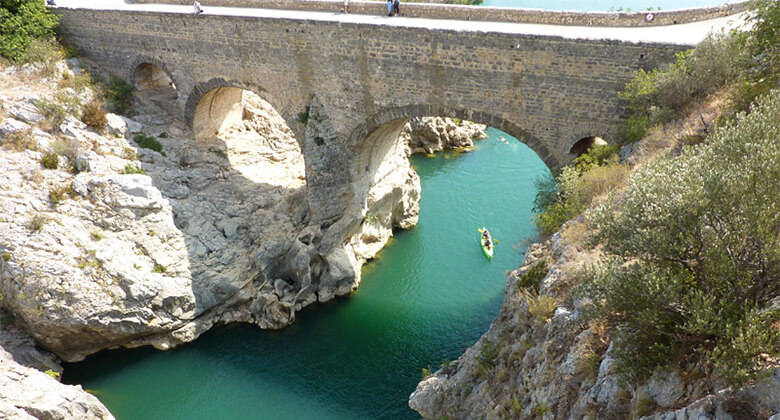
[480,0,735,11]
[63,128,551,419]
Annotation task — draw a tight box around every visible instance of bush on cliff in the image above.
[533,145,625,236]
[0,0,58,63]
[576,91,780,387]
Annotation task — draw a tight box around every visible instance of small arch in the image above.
[569,136,607,157]
[131,59,179,111]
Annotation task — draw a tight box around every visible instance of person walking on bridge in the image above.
[393,0,400,16]
[387,0,393,16]
[193,1,203,14]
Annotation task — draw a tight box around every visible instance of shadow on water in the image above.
[63,127,550,419]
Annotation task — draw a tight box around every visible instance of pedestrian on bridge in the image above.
[343,0,349,14]
[393,0,400,16]
[387,0,393,16]
[193,1,203,14]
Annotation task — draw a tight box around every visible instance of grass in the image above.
[90,230,103,241]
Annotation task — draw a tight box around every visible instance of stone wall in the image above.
[128,0,747,27]
[54,7,682,221]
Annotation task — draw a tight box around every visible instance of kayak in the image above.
[479,228,494,260]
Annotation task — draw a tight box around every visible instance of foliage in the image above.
[421,366,432,380]
[152,263,167,274]
[576,92,780,387]
[121,164,146,175]
[40,152,59,169]
[2,252,10,261]
[533,144,628,236]
[133,133,163,152]
[572,144,619,172]
[44,369,60,379]
[523,291,557,323]
[533,402,551,417]
[81,100,107,131]
[0,0,58,63]
[517,259,548,293]
[617,31,750,142]
[746,0,780,74]
[0,129,37,151]
[475,339,502,377]
[90,230,103,241]
[35,92,83,132]
[49,184,75,205]
[102,75,134,113]
[27,214,48,232]
[297,106,310,125]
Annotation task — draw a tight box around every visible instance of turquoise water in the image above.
[63,128,550,419]
[481,0,736,11]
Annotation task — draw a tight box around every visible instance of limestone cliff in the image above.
[0,59,485,367]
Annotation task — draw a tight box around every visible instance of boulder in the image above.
[0,118,31,137]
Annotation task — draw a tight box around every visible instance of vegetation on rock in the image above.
[133,133,163,152]
[81,100,107,131]
[577,91,780,386]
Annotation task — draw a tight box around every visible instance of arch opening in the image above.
[569,136,608,157]
[192,86,304,188]
[133,62,178,109]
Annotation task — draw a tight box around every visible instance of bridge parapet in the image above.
[127,0,746,26]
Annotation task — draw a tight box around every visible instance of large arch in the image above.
[184,78,292,141]
[348,104,562,172]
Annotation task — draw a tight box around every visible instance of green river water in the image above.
[63,128,550,419]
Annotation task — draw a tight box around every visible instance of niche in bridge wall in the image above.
[569,136,607,157]
[134,63,178,100]
[193,86,305,187]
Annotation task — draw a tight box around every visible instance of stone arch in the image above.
[129,56,178,93]
[569,136,608,157]
[184,78,289,139]
[348,104,562,172]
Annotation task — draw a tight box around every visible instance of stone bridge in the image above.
[53,3,735,222]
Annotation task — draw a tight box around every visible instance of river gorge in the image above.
[62,128,549,419]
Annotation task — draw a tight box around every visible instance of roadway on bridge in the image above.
[54,0,745,46]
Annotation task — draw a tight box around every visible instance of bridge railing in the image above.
[127,0,747,26]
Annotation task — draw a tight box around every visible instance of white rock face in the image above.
[402,117,487,155]
[0,326,113,420]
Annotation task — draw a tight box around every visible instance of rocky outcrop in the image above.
[0,321,113,419]
[0,59,489,365]
[402,117,487,155]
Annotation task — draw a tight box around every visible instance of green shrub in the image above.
[44,369,60,379]
[518,259,548,293]
[90,230,103,241]
[0,0,58,63]
[1,252,10,261]
[576,92,780,387]
[152,263,167,274]
[41,152,59,169]
[133,133,162,152]
[523,291,557,323]
[746,0,780,74]
[121,164,146,175]
[103,75,134,113]
[81,100,107,131]
[572,144,619,172]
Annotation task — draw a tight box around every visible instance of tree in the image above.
[0,0,58,63]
